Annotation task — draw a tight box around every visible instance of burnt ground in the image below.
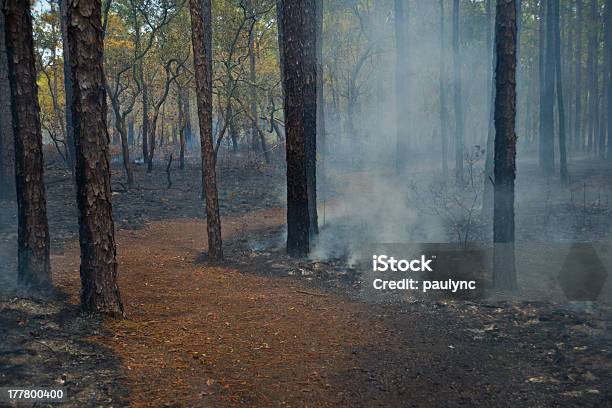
[0,152,611,407]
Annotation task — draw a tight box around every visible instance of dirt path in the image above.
[52,209,408,406]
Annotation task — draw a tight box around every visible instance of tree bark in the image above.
[67,0,124,316]
[452,0,464,183]
[3,0,51,288]
[493,0,518,290]
[0,0,15,200]
[189,0,223,261]
[282,0,314,256]
[304,0,318,237]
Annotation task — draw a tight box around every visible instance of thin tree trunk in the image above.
[59,0,76,176]
[3,0,51,288]
[247,0,259,152]
[67,0,124,316]
[575,0,583,151]
[189,0,223,261]
[316,0,326,196]
[452,0,464,183]
[585,0,597,152]
[0,0,15,200]
[538,0,546,163]
[553,0,568,182]
[606,0,612,160]
[541,0,555,173]
[483,0,495,216]
[439,0,448,178]
[394,0,408,173]
[493,0,518,290]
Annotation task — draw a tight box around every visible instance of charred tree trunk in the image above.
[3,0,51,288]
[452,0,464,183]
[67,0,124,316]
[304,0,318,238]
[0,0,15,200]
[128,115,134,145]
[282,0,315,256]
[394,0,408,173]
[59,0,75,176]
[189,0,223,261]
[493,0,518,290]
[553,0,568,182]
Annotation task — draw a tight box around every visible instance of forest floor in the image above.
[1,154,611,407]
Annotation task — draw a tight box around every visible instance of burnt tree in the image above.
[493,0,518,290]
[67,0,124,316]
[282,0,318,256]
[0,0,15,200]
[3,0,51,288]
[189,0,223,261]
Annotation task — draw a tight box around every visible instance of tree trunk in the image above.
[541,0,555,174]
[538,0,547,163]
[67,0,124,317]
[452,0,464,183]
[493,0,518,290]
[184,89,193,148]
[189,0,223,261]
[316,0,326,196]
[575,0,583,151]
[128,115,134,145]
[483,0,495,216]
[394,0,408,173]
[585,0,597,152]
[177,87,186,169]
[247,0,259,152]
[58,0,76,176]
[3,0,51,288]
[553,0,568,182]
[282,0,314,256]
[439,0,449,178]
[0,0,15,200]
[606,0,612,160]
[304,0,318,237]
